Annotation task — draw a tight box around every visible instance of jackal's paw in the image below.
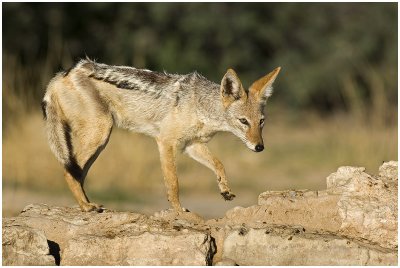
[174,207,190,213]
[221,191,236,201]
[81,202,104,213]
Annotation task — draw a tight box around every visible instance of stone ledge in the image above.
[2,161,397,266]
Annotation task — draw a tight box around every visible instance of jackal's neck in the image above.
[196,85,231,133]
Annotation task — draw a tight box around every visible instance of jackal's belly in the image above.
[112,112,161,137]
[105,93,170,137]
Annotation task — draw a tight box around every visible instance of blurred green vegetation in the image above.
[3,2,397,119]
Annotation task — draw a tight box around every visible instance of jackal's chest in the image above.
[187,122,217,143]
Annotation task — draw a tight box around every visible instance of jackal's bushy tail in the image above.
[41,99,71,166]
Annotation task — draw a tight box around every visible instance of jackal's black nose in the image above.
[255,144,264,152]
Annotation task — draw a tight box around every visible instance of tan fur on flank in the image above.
[42,59,281,212]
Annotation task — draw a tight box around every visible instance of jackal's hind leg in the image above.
[64,119,112,212]
[64,171,102,212]
[185,143,235,201]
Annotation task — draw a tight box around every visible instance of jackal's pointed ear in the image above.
[221,69,246,107]
[249,67,281,101]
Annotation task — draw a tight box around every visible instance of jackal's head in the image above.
[220,67,281,152]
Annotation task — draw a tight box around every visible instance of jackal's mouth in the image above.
[243,140,259,152]
[234,133,262,152]
[245,143,264,153]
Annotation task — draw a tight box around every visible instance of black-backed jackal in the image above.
[42,59,280,212]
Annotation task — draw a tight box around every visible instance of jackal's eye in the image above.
[238,118,249,125]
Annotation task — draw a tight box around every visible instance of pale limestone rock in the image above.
[223,227,397,266]
[62,230,213,265]
[12,204,148,251]
[2,224,55,266]
[233,190,341,232]
[5,204,214,266]
[326,166,367,193]
[379,161,398,181]
[254,161,398,250]
[2,161,397,266]
[333,162,398,249]
[214,258,237,266]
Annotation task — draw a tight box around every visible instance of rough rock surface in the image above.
[2,161,397,266]
[3,205,214,266]
[223,227,397,266]
[2,224,55,266]
[62,230,213,265]
[331,165,398,249]
[219,161,398,265]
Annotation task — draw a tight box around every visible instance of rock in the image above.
[223,227,397,266]
[5,204,214,266]
[379,161,398,181]
[2,224,55,266]
[62,230,213,265]
[254,161,398,250]
[333,162,398,249]
[151,208,205,225]
[214,258,237,266]
[255,189,341,232]
[8,204,148,251]
[2,161,397,266]
[326,166,367,192]
[223,194,340,232]
[221,161,398,265]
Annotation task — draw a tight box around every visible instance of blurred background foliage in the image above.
[3,2,397,118]
[2,3,397,218]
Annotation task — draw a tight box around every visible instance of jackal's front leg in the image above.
[185,143,235,201]
[156,140,184,211]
